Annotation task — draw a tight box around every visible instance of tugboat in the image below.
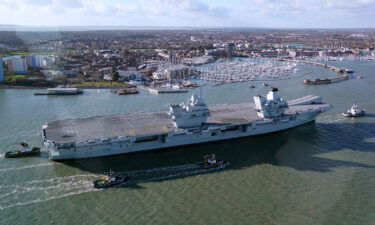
[93,171,130,189]
[196,154,228,169]
[5,142,40,158]
[342,103,365,117]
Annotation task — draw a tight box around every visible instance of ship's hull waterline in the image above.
[43,94,331,161]
[47,114,317,161]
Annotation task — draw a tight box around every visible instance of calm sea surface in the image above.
[0,60,374,225]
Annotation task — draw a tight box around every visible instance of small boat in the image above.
[115,88,138,95]
[262,82,269,87]
[196,154,228,169]
[342,103,365,117]
[5,142,41,158]
[249,84,255,88]
[345,69,354,73]
[93,171,130,189]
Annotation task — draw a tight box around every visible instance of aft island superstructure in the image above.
[42,88,331,160]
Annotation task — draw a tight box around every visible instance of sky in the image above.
[0,0,375,28]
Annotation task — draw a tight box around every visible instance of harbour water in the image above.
[0,60,374,225]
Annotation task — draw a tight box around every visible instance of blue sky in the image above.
[0,0,374,28]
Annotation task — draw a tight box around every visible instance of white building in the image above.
[118,70,141,81]
[164,65,191,80]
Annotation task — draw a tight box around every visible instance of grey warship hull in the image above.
[43,95,331,160]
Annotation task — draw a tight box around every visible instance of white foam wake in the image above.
[0,162,55,173]
[316,114,345,124]
[0,163,228,210]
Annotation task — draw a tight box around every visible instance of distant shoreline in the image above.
[1,25,375,32]
[0,85,47,90]
[0,85,130,90]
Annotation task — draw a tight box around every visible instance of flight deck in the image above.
[44,95,329,144]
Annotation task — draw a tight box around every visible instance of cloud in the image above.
[23,0,52,5]
[54,0,83,8]
[144,0,232,17]
[0,0,374,27]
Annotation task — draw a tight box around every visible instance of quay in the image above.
[294,60,354,74]
[304,75,349,85]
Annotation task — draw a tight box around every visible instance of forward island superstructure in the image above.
[42,88,331,160]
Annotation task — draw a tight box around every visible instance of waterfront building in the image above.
[319,51,328,58]
[0,58,4,82]
[288,50,318,58]
[98,67,113,76]
[227,43,235,58]
[118,70,142,81]
[26,55,47,68]
[165,65,191,80]
[168,51,177,65]
[42,70,65,80]
[6,57,27,74]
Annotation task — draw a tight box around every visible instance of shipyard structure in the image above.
[42,89,331,160]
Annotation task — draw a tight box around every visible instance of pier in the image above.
[304,75,349,85]
[290,60,354,74]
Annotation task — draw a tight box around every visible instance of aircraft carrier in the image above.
[42,88,332,160]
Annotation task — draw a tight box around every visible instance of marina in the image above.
[198,58,300,82]
[197,58,356,84]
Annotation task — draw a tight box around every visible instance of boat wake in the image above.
[125,163,198,176]
[0,163,227,210]
[0,162,55,173]
[0,174,98,210]
[316,114,345,124]
[142,162,228,182]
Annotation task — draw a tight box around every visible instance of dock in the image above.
[304,75,349,85]
[296,60,353,74]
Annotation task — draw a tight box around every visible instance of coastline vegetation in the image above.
[0,52,53,57]
[5,74,27,81]
[71,81,131,88]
